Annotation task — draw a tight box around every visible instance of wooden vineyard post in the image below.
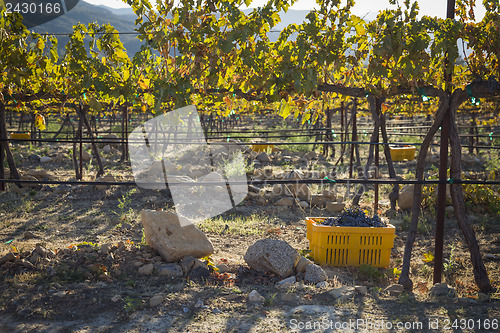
[349,100,357,178]
[0,115,4,192]
[340,101,345,164]
[374,98,381,214]
[434,106,450,284]
[434,0,454,285]
[79,112,83,180]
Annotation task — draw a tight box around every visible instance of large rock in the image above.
[398,185,414,210]
[140,210,214,262]
[244,239,300,277]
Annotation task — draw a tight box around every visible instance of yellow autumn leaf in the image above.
[115,48,129,60]
[138,78,150,90]
[35,114,46,131]
[423,251,434,263]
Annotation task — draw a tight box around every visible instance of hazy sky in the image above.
[83,0,487,20]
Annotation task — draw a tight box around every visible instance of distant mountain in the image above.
[32,1,143,56]
[31,2,313,57]
[100,6,136,16]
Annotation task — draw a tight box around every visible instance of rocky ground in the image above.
[0,120,499,332]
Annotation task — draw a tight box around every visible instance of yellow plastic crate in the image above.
[10,132,31,140]
[389,145,416,161]
[250,144,275,153]
[306,217,396,268]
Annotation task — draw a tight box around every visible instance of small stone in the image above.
[248,290,265,305]
[103,145,112,153]
[81,150,91,161]
[485,254,499,261]
[40,156,52,163]
[276,197,294,207]
[133,261,144,268]
[316,281,329,288]
[0,252,16,265]
[183,307,189,313]
[149,295,163,307]
[304,264,327,284]
[28,154,41,162]
[180,256,196,275]
[298,201,309,209]
[217,263,230,273]
[35,244,55,258]
[189,265,210,280]
[117,241,126,250]
[20,175,40,189]
[121,223,132,230]
[54,291,67,297]
[138,263,154,275]
[429,283,456,298]
[98,243,112,255]
[325,202,345,213]
[355,285,368,295]
[256,152,271,163]
[111,295,121,302]
[212,308,222,314]
[95,173,115,190]
[294,256,313,274]
[158,263,183,278]
[398,185,414,210]
[276,276,296,288]
[194,299,207,308]
[385,284,405,296]
[322,189,337,200]
[330,286,355,302]
[22,231,35,239]
[477,292,489,303]
[309,195,326,207]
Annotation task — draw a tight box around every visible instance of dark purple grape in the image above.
[319,208,387,227]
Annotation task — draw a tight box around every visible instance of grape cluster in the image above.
[320,208,387,228]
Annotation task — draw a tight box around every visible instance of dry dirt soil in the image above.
[0,137,498,332]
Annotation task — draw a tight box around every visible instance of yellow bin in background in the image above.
[389,145,416,161]
[10,132,31,140]
[250,144,275,153]
[306,217,395,268]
